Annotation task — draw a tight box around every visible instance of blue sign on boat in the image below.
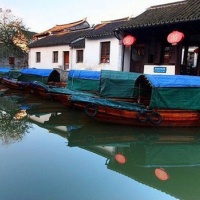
[154,67,167,73]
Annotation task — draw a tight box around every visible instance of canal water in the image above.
[0,92,200,200]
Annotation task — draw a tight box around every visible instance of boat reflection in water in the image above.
[26,101,87,137]
[68,123,200,200]
[1,92,200,199]
[0,92,90,144]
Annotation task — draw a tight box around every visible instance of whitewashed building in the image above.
[28,19,91,70]
[70,18,129,71]
[28,18,129,71]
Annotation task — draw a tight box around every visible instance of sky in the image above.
[1,0,183,33]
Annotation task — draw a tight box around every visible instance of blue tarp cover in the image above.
[21,68,53,77]
[145,75,200,88]
[68,70,100,80]
[0,68,12,73]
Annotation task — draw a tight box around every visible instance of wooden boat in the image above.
[1,68,64,91]
[46,69,141,106]
[67,69,100,93]
[47,86,96,107]
[1,69,26,90]
[70,74,200,127]
[46,69,140,105]
[25,69,100,104]
[0,67,12,79]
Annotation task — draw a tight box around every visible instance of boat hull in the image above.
[1,78,27,90]
[72,101,200,127]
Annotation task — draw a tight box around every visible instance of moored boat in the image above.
[1,68,64,92]
[46,86,96,107]
[44,69,100,106]
[1,69,25,90]
[0,67,12,79]
[70,74,200,127]
[47,69,141,106]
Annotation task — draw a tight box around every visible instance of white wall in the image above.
[28,36,123,72]
[70,48,85,70]
[83,37,122,71]
[28,45,70,69]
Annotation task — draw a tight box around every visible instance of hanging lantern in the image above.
[115,153,127,164]
[155,168,169,181]
[123,35,136,47]
[194,48,199,54]
[167,31,184,45]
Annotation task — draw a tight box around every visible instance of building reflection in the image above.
[24,93,91,136]
[0,92,89,143]
[2,92,200,199]
[68,123,200,200]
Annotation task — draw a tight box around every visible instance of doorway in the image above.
[63,51,69,70]
[181,46,199,75]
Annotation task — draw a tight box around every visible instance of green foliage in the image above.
[0,9,29,58]
[0,95,32,145]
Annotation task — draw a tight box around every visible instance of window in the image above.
[9,57,15,65]
[163,46,171,63]
[76,50,83,63]
[36,52,41,63]
[100,42,110,63]
[53,51,58,63]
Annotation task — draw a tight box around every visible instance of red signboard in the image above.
[123,35,136,46]
[167,31,184,45]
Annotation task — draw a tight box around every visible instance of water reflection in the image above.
[0,94,32,144]
[0,91,91,144]
[26,101,91,136]
[68,123,200,200]
[1,92,200,199]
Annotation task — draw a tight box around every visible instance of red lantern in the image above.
[123,35,136,46]
[194,48,199,54]
[155,168,169,181]
[167,31,184,45]
[115,153,127,164]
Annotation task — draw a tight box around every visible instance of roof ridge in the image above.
[94,23,107,30]
[33,18,89,38]
[101,17,129,24]
[55,18,87,27]
[148,0,187,10]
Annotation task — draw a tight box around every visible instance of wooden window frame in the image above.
[36,52,41,63]
[9,57,15,65]
[76,50,83,63]
[100,42,110,63]
[53,51,58,63]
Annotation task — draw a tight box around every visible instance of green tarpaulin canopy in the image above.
[67,70,100,93]
[100,70,141,98]
[135,74,200,110]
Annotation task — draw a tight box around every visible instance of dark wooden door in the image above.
[63,51,69,70]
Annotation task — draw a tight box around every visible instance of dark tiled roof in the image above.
[34,18,90,38]
[28,29,91,48]
[28,18,129,48]
[69,38,85,48]
[84,18,129,38]
[118,0,200,30]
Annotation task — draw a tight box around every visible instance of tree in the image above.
[0,95,32,145]
[0,8,31,63]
